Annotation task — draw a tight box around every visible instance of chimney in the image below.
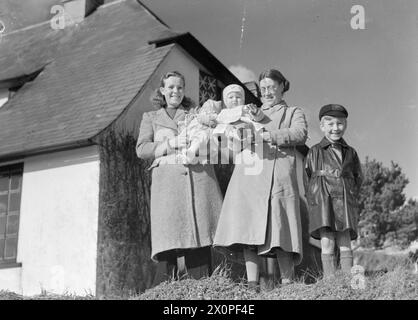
[62,0,104,25]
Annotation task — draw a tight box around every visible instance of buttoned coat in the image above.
[213,101,307,265]
[136,106,223,262]
[303,137,363,240]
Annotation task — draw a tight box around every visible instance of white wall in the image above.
[0,267,22,293]
[0,146,100,296]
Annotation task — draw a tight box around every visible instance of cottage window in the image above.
[199,70,220,106]
[0,163,23,265]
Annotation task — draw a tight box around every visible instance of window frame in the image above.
[0,163,23,267]
[199,70,221,106]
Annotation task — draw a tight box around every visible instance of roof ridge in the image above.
[3,0,123,38]
[100,0,127,9]
[135,0,169,28]
[3,20,51,38]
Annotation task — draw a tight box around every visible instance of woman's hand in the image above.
[246,104,258,115]
[197,113,218,127]
[261,130,271,142]
[244,104,264,122]
[197,113,211,126]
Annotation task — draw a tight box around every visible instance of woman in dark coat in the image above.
[136,71,223,281]
[214,69,308,287]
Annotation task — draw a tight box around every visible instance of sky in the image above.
[1,0,418,199]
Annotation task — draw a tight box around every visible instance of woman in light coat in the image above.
[136,71,223,281]
[214,69,308,288]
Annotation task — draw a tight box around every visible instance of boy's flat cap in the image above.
[319,104,348,120]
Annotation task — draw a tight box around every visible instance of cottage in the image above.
[0,0,319,296]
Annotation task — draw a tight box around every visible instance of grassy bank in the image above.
[135,250,416,300]
[135,263,417,300]
[0,252,416,300]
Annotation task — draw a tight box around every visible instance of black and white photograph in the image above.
[0,0,416,306]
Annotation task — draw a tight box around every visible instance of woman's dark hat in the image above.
[319,104,348,120]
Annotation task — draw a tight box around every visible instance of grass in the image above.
[0,290,97,300]
[134,262,417,300]
[1,251,416,300]
[354,250,412,274]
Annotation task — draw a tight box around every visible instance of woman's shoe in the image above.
[246,281,260,293]
[280,278,293,286]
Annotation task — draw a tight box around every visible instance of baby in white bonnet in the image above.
[214,84,265,152]
[178,84,265,164]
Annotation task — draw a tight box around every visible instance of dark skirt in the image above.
[151,246,212,287]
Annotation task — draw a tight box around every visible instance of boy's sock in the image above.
[321,253,336,278]
[340,250,353,273]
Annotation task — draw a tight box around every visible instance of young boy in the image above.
[304,104,363,278]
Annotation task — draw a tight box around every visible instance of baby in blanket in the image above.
[176,99,223,164]
[178,84,265,164]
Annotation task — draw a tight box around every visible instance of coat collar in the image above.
[261,100,287,112]
[155,105,188,130]
[319,137,349,149]
[319,137,350,167]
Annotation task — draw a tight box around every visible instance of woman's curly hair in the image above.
[258,68,290,93]
[150,71,195,110]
